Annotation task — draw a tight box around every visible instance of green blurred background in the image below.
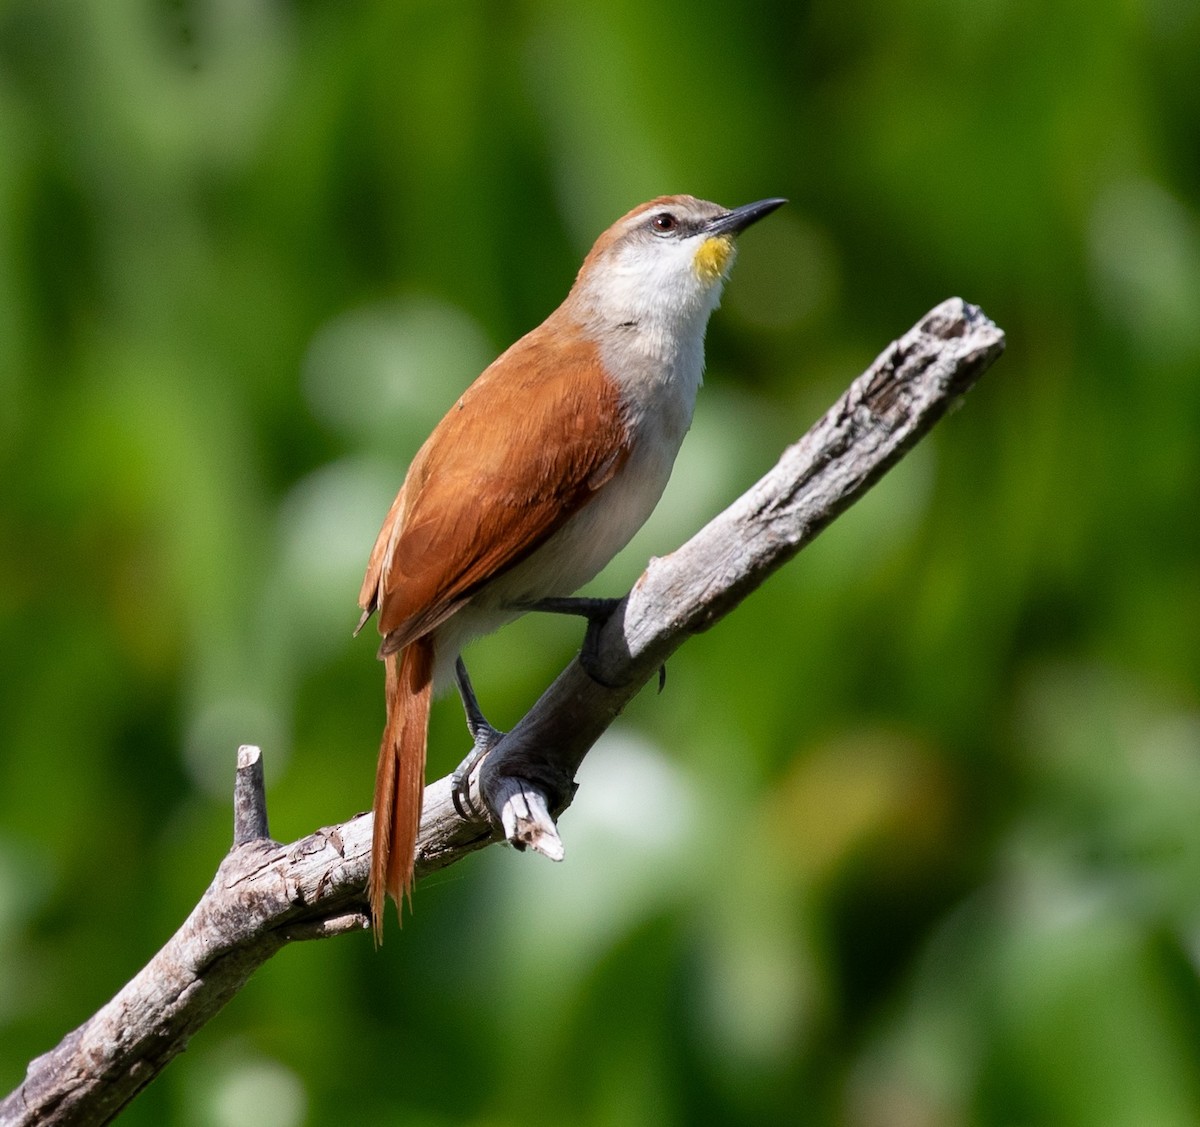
[2,0,1199,1124]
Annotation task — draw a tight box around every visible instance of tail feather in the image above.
[370,636,434,942]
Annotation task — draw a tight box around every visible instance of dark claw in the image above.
[452,657,504,821]
[452,742,495,821]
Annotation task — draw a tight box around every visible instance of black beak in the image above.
[704,197,787,236]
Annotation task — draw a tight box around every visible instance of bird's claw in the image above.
[452,656,504,822]
[451,730,501,822]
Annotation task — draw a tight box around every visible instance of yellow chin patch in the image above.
[692,235,735,283]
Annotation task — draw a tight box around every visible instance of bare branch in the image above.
[0,299,1004,1127]
[232,745,270,846]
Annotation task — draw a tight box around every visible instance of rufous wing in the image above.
[358,322,630,654]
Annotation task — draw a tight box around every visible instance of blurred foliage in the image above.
[1,0,1199,1124]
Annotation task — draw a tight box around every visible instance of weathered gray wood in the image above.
[232,745,270,846]
[0,299,1004,1127]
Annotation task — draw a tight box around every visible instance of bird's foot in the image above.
[451,726,503,822]
[524,596,665,690]
[525,596,621,684]
[452,656,505,821]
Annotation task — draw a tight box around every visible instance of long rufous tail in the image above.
[370,635,434,942]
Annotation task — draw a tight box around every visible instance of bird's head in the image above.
[571,194,786,331]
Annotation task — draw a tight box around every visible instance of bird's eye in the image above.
[650,212,678,234]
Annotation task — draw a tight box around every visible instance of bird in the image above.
[356,193,786,937]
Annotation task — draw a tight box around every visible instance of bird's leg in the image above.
[451,656,504,821]
[525,596,620,680]
[524,596,666,691]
